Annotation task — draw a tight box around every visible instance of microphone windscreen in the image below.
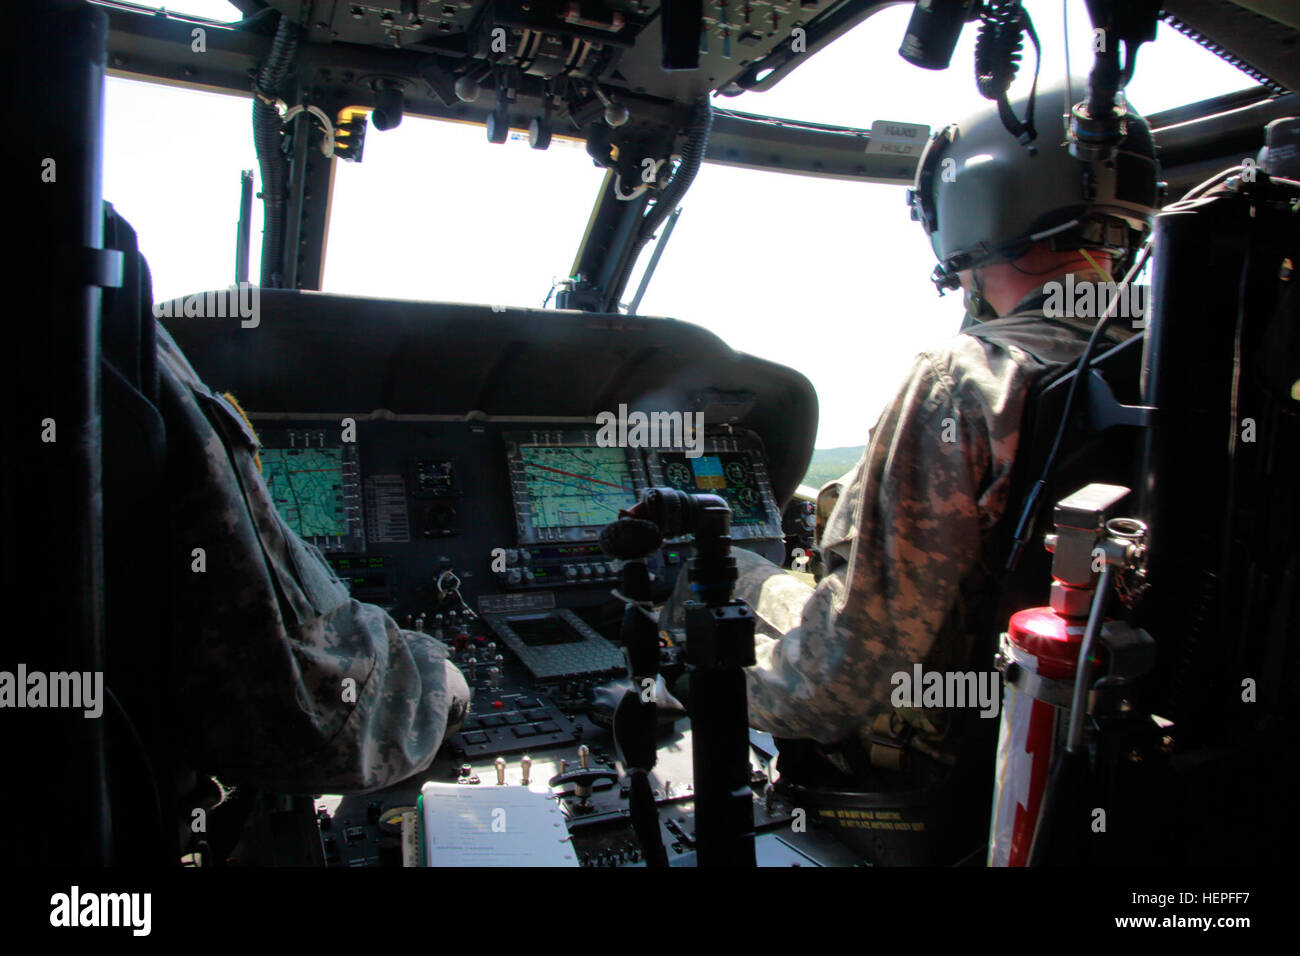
[599,518,663,559]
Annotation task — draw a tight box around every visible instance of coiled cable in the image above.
[974,0,1040,146]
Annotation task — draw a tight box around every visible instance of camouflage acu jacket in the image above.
[156,323,459,794]
[665,289,1129,751]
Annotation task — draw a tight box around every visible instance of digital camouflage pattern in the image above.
[665,288,1129,750]
[156,323,468,794]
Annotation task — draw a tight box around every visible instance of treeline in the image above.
[801,446,865,490]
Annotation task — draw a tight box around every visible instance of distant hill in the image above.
[801,445,865,490]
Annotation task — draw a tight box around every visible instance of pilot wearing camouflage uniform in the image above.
[665,85,1159,781]
[157,324,470,794]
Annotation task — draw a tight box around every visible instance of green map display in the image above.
[519,446,636,528]
[261,446,348,538]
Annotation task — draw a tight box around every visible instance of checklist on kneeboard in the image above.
[417,782,577,867]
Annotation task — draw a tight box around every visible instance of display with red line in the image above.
[519,445,636,529]
[504,430,650,545]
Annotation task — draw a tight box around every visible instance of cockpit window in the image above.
[104,76,264,302]
[110,0,245,23]
[630,163,955,454]
[104,80,603,310]
[323,118,603,307]
[726,1,1263,127]
[102,0,1266,455]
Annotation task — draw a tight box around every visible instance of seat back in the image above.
[99,205,177,864]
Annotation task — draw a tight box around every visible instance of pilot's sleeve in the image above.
[156,326,464,794]
[743,352,990,742]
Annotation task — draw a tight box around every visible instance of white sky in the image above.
[104,0,1257,448]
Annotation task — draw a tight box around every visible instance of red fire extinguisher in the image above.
[988,606,1107,866]
[988,483,1136,866]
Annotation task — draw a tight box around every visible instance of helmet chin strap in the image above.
[962,267,1000,324]
[932,254,999,322]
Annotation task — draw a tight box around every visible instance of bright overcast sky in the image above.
[104,0,1257,448]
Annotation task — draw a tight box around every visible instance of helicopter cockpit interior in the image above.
[7,0,1300,884]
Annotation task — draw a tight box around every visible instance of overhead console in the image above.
[257,0,861,109]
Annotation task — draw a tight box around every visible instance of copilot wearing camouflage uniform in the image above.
[157,323,469,794]
[665,85,1159,772]
[668,305,1128,752]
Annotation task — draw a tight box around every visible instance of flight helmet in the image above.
[908,81,1160,292]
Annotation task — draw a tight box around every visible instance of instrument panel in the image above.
[250,413,831,865]
[249,415,787,623]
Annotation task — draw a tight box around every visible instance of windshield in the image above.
[105,0,1266,458]
[323,121,602,307]
[104,77,265,302]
